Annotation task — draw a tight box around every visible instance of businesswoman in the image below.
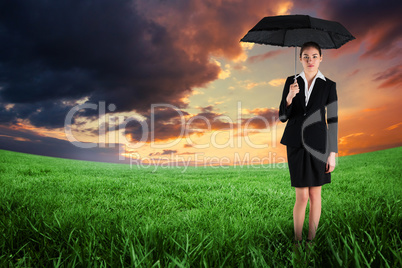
[278,42,338,245]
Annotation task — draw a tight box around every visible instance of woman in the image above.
[278,42,338,246]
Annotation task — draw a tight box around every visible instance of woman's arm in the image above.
[325,81,338,173]
[279,77,298,122]
[326,82,338,154]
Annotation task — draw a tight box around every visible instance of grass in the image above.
[0,147,401,267]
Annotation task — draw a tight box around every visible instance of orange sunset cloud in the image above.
[0,0,401,164]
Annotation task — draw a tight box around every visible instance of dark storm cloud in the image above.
[307,0,402,59]
[0,0,286,141]
[1,0,399,130]
[137,0,283,60]
[0,105,17,125]
[123,106,190,143]
[0,0,221,127]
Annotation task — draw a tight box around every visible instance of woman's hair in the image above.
[300,42,322,57]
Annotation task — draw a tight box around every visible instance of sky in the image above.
[0,0,401,166]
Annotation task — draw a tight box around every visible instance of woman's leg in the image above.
[308,186,322,240]
[293,187,309,241]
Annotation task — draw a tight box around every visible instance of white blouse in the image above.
[299,70,326,106]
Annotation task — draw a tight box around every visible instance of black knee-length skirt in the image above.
[286,145,331,187]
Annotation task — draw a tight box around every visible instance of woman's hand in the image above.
[325,152,336,173]
[286,81,300,106]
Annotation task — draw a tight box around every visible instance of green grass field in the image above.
[0,147,401,267]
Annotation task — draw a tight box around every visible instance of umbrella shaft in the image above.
[294,47,297,81]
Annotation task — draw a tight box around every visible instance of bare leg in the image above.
[293,187,309,241]
[308,186,322,240]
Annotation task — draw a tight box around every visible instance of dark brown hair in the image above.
[300,42,322,57]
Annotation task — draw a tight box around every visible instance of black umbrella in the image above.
[240,14,355,79]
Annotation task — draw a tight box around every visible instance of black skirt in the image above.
[286,145,331,187]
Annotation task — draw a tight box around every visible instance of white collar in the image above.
[298,70,326,82]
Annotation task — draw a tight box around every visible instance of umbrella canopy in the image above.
[240,14,355,78]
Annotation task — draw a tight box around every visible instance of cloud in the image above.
[122,106,190,143]
[247,50,286,63]
[122,105,231,143]
[137,0,291,61]
[0,0,294,130]
[268,78,287,87]
[211,59,232,79]
[385,122,402,131]
[0,134,31,142]
[373,65,402,89]
[149,150,178,156]
[0,125,127,163]
[122,104,280,144]
[240,42,255,50]
[337,102,402,156]
[241,107,279,129]
[306,0,402,60]
[0,0,220,127]
[347,69,360,77]
[178,151,196,155]
[339,132,364,145]
[338,131,402,156]
[238,80,269,90]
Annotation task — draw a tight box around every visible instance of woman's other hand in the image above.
[286,81,299,106]
[325,152,336,173]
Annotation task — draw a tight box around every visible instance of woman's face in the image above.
[299,47,322,74]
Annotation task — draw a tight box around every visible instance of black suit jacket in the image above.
[278,75,338,154]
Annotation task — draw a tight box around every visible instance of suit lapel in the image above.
[306,78,325,111]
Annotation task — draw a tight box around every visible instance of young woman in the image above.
[278,42,338,245]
